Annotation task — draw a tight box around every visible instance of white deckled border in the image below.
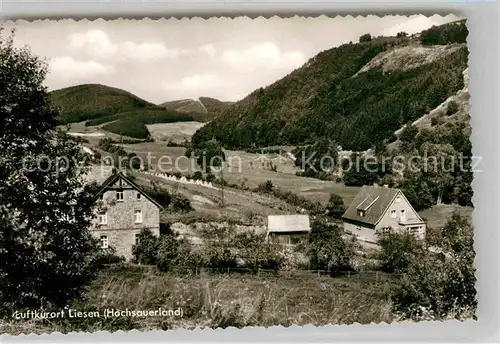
[0,4,498,344]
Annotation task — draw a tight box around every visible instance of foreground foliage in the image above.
[0,30,100,311]
[380,213,476,320]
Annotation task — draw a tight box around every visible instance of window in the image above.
[391,210,396,218]
[98,211,107,225]
[134,210,143,224]
[395,196,401,203]
[100,235,108,249]
[400,209,406,221]
[136,192,142,200]
[381,227,391,234]
[408,226,422,234]
[358,210,365,217]
[100,193,104,201]
[116,190,124,201]
[135,233,140,244]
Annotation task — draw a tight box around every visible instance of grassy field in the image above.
[146,122,207,143]
[0,265,396,334]
[419,204,474,229]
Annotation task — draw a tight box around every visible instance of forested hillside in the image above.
[193,20,468,151]
[50,84,193,139]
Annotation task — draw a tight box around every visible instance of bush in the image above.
[132,229,159,265]
[166,140,181,147]
[205,173,216,182]
[387,133,398,143]
[94,246,125,267]
[257,180,274,193]
[446,101,459,116]
[325,193,345,218]
[192,171,203,180]
[169,193,193,212]
[233,232,283,270]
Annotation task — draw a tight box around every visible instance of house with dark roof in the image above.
[266,214,311,247]
[342,185,426,244]
[91,170,162,260]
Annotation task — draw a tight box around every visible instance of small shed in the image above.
[266,215,311,246]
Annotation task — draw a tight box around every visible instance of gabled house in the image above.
[342,185,426,243]
[266,214,311,247]
[91,170,162,260]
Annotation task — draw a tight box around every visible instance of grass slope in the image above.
[160,97,233,122]
[193,21,468,151]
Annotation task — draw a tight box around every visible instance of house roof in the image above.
[95,171,163,209]
[267,215,311,233]
[342,185,400,226]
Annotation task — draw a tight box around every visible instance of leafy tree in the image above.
[293,138,338,178]
[359,33,372,42]
[421,21,468,46]
[343,153,381,187]
[325,193,345,218]
[378,232,423,273]
[132,229,159,265]
[192,140,226,171]
[307,219,353,274]
[0,30,100,310]
[397,31,408,38]
[400,173,436,211]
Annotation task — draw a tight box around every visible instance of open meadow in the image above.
[0,264,396,334]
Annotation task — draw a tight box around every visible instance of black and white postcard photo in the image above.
[0,15,476,334]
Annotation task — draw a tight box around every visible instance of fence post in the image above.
[347,271,350,278]
[257,268,260,277]
[376,271,379,281]
[317,270,320,277]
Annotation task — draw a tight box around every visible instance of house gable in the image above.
[95,172,163,209]
[376,190,425,230]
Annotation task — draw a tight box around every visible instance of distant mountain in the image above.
[50,84,193,139]
[193,20,468,151]
[160,97,233,122]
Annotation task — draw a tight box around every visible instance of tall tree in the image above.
[0,29,100,310]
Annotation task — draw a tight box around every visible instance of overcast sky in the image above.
[4,15,461,104]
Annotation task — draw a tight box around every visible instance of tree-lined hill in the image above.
[193,20,468,151]
[49,84,193,139]
[160,97,233,122]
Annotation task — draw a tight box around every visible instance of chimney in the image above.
[384,184,389,188]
